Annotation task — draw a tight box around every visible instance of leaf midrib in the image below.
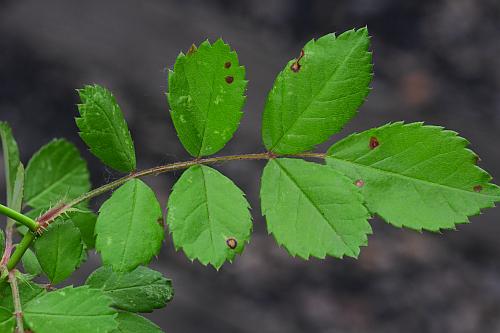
[329,156,500,199]
[274,160,354,254]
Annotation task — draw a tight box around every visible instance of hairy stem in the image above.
[4,151,325,270]
[8,270,24,333]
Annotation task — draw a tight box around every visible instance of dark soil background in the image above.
[1,1,500,332]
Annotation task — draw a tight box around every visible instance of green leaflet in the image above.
[262,28,373,154]
[326,122,500,231]
[111,312,163,333]
[168,39,247,157]
[260,158,371,259]
[22,248,43,276]
[95,179,164,272]
[34,220,84,284]
[24,286,117,333]
[167,165,252,269]
[86,266,174,313]
[0,306,14,332]
[77,85,137,172]
[0,122,20,202]
[24,139,90,209]
[72,211,98,249]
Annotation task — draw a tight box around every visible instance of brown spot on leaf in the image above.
[355,179,365,187]
[290,49,305,73]
[226,238,237,249]
[369,137,379,149]
[473,185,483,193]
[187,44,197,55]
[224,61,232,69]
[225,76,234,84]
[290,62,301,72]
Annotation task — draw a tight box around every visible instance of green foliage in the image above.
[326,122,500,231]
[86,266,173,313]
[0,278,45,310]
[167,165,252,268]
[261,158,371,259]
[24,139,90,209]
[168,39,247,157]
[0,122,20,202]
[0,27,499,333]
[71,211,98,249]
[77,84,137,172]
[262,28,372,154]
[0,306,14,332]
[95,179,164,272]
[21,248,42,276]
[34,220,84,284]
[23,286,117,333]
[112,312,163,333]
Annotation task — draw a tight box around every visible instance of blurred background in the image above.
[1,0,500,332]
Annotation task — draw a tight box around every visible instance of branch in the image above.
[8,270,24,333]
[3,151,326,270]
[0,204,38,232]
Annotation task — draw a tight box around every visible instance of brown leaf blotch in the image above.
[225,76,234,84]
[369,136,379,149]
[226,238,237,249]
[224,61,232,69]
[355,179,365,187]
[473,185,483,193]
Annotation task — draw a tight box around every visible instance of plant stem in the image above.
[0,221,14,267]
[0,204,38,232]
[7,232,34,271]
[3,151,325,270]
[8,270,24,333]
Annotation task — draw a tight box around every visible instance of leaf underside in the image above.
[260,158,371,259]
[95,179,164,272]
[167,165,252,269]
[262,28,373,154]
[168,39,247,157]
[24,286,117,333]
[24,139,90,209]
[77,84,136,172]
[86,266,174,313]
[326,122,500,231]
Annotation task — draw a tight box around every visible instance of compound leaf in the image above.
[95,179,164,272]
[326,122,500,231]
[77,84,136,172]
[168,39,247,157]
[262,28,373,154]
[260,158,371,259]
[86,266,173,313]
[167,165,252,269]
[112,312,163,333]
[24,286,117,333]
[25,139,90,209]
[0,122,20,202]
[34,220,84,284]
